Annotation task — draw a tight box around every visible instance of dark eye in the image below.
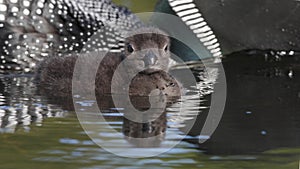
[127,44,134,53]
[164,45,169,52]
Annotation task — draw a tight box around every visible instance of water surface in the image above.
[0,51,299,168]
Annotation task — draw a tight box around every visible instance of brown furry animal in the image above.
[34,27,182,97]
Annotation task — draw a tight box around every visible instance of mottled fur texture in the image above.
[35,27,182,97]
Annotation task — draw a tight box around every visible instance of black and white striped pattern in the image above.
[0,0,143,73]
[0,0,222,73]
[168,0,222,58]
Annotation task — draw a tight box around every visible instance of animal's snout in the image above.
[143,50,157,67]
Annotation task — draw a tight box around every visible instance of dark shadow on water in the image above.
[186,50,300,154]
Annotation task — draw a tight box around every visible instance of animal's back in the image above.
[35,52,182,97]
[0,0,143,73]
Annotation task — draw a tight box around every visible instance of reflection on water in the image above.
[0,75,67,133]
[0,51,299,168]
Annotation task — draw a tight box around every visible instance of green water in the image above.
[112,0,158,12]
[0,117,298,169]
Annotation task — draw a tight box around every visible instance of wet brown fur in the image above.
[35,27,182,97]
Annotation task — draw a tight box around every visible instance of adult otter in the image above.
[34,27,182,97]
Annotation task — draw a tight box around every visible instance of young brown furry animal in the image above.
[35,27,182,97]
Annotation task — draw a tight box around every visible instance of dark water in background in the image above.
[0,51,299,169]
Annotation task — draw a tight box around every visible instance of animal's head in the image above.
[124,27,171,74]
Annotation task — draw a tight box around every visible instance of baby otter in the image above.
[35,27,182,97]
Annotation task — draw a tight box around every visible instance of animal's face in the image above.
[124,32,170,74]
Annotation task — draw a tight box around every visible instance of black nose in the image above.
[143,51,157,67]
